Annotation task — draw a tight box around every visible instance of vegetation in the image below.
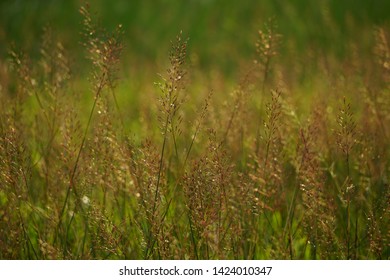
[0,2,389,259]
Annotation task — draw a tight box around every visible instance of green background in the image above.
[1,0,389,74]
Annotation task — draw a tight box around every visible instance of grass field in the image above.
[0,1,389,259]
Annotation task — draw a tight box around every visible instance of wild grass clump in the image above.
[0,5,388,260]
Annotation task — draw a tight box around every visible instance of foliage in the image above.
[0,4,389,260]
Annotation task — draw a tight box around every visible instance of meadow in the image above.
[0,1,389,259]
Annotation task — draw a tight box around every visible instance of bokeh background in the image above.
[0,0,389,260]
[1,0,389,76]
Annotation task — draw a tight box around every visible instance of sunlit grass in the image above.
[0,4,388,260]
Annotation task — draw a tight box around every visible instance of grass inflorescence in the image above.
[0,5,389,260]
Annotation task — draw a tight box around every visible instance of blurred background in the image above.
[1,1,389,261]
[1,0,389,77]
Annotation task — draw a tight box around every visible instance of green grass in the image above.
[0,2,389,259]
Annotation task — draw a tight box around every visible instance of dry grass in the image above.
[0,5,389,260]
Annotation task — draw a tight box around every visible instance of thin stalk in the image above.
[108,77,125,130]
[19,211,38,259]
[153,114,169,218]
[188,213,199,259]
[184,121,200,167]
[223,101,238,144]
[261,56,270,95]
[144,113,169,259]
[288,224,294,260]
[255,57,270,156]
[284,185,299,257]
[171,120,179,160]
[346,152,351,260]
[56,72,106,244]
[346,198,351,259]
[146,92,212,258]
[354,215,359,259]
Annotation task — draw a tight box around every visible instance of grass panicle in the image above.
[0,7,388,260]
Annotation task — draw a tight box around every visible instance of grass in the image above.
[0,4,389,260]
